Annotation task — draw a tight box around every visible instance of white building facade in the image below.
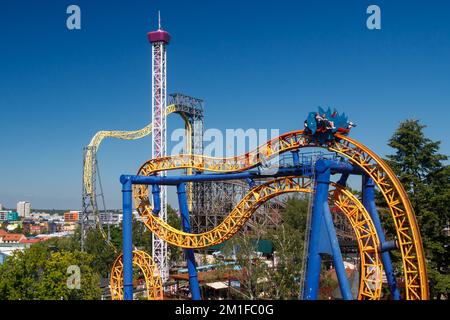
[17,201,31,218]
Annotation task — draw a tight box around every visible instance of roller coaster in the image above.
[81,93,203,253]
[82,19,428,300]
[104,107,428,301]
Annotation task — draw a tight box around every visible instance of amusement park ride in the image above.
[82,15,429,300]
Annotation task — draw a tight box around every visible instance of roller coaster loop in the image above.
[110,250,163,300]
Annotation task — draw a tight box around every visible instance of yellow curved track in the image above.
[137,177,383,299]
[136,176,314,247]
[331,184,382,299]
[110,250,163,300]
[83,105,189,196]
[133,130,428,300]
[330,134,428,300]
[83,105,194,250]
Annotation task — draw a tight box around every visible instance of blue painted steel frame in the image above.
[322,202,353,299]
[119,157,368,300]
[304,159,353,300]
[123,163,362,187]
[303,163,329,299]
[177,183,202,300]
[362,175,400,300]
[121,176,133,300]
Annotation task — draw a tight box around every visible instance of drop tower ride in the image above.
[148,12,170,282]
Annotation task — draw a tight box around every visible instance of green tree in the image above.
[222,227,270,299]
[385,119,449,299]
[265,196,309,299]
[280,196,309,230]
[0,243,101,300]
[132,216,153,254]
[318,274,339,300]
[167,205,183,266]
[83,227,117,278]
[267,224,304,299]
[220,196,311,299]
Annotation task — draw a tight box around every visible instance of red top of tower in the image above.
[148,29,171,44]
[147,11,171,44]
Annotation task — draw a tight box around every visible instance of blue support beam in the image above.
[317,215,333,255]
[245,177,256,188]
[304,159,354,300]
[380,240,398,253]
[121,176,133,300]
[292,150,300,166]
[177,183,202,300]
[362,175,400,300]
[121,161,362,188]
[151,184,161,214]
[322,202,353,300]
[304,160,330,300]
[336,173,349,187]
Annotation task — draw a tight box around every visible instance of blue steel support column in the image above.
[121,175,133,300]
[322,203,353,300]
[304,160,330,300]
[291,150,300,166]
[152,184,161,214]
[177,183,201,300]
[336,173,349,187]
[362,175,400,300]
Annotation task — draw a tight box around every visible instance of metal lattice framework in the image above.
[191,180,284,234]
[132,130,428,299]
[134,177,313,248]
[110,250,163,300]
[82,125,153,251]
[191,181,243,233]
[167,94,204,212]
[151,35,169,281]
[81,146,98,251]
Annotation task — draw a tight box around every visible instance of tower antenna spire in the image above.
[158,10,161,30]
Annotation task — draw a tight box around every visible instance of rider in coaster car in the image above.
[337,121,357,134]
[304,120,312,134]
[315,113,326,132]
[316,113,336,132]
[325,116,336,130]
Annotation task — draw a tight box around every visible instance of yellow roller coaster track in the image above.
[115,177,382,300]
[110,250,163,300]
[83,104,193,196]
[137,177,383,299]
[133,130,428,300]
[331,184,382,299]
[83,104,194,251]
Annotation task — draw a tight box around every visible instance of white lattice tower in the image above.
[148,13,170,282]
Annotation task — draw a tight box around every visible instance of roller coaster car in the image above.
[303,107,355,145]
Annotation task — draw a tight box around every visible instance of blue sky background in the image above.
[0,0,449,210]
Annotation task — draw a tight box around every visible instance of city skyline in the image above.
[1,0,449,209]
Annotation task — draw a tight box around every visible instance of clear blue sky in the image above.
[0,0,449,210]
